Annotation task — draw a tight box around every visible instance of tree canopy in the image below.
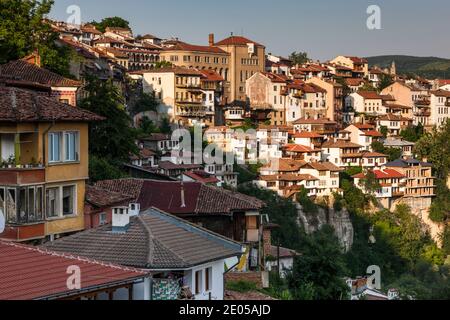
[90,16,130,33]
[0,0,73,76]
[288,51,309,65]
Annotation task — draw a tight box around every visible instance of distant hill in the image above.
[366,55,450,79]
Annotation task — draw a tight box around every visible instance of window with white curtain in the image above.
[49,132,61,162]
[49,131,79,163]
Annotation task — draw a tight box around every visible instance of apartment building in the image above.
[329,56,369,78]
[0,86,103,242]
[307,78,344,125]
[159,40,231,100]
[344,124,383,151]
[292,118,338,139]
[429,90,450,128]
[321,140,363,167]
[140,67,221,127]
[377,114,413,137]
[353,169,406,209]
[384,159,436,198]
[215,35,266,103]
[246,72,288,125]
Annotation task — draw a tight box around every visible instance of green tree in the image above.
[154,61,173,69]
[79,76,138,166]
[378,73,394,92]
[288,51,309,65]
[90,16,130,33]
[400,124,424,142]
[0,0,72,76]
[159,117,172,134]
[285,226,350,300]
[89,156,128,183]
[360,82,377,92]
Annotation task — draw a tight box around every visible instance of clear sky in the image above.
[49,0,450,61]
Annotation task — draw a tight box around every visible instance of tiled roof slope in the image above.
[0,59,81,87]
[94,179,264,215]
[0,241,147,300]
[0,87,104,122]
[42,208,242,269]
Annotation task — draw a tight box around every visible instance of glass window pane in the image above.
[0,188,5,222]
[46,188,60,218]
[63,186,75,216]
[36,187,43,220]
[6,189,16,223]
[28,187,35,222]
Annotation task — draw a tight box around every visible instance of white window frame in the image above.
[48,131,80,164]
[45,184,77,219]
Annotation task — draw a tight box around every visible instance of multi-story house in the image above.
[377,114,413,137]
[0,56,81,106]
[0,86,103,242]
[330,56,369,77]
[298,162,342,196]
[383,137,415,159]
[255,173,319,198]
[344,124,383,151]
[214,35,266,103]
[383,159,436,198]
[159,40,231,100]
[293,118,338,139]
[327,63,354,79]
[321,140,363,167]
[245,72,288,125]
[204,163,238,188]
[361,152,388,169]
[345,78,366,93]
[306,78,344,125]
[139,67,221,127]
[353,169,406,209]
[429,90,450,128]
[345,91,386,116]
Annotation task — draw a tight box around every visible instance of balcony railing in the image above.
[176,99,202,104]
[0,167,45,185]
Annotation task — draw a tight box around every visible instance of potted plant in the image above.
[7,155,15,168]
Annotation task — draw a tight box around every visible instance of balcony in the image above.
[176,83,201,90]
[1,223,46,241]
[176,98,202,105]
[0,167,45,185]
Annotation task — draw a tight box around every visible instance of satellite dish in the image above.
[0,209,5,233]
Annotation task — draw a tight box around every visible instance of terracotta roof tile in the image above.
[215,36,263,47]
[0,241,146,300]
[0,59,81,87]
[0,87,104,122]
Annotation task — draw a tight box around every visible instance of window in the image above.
[205,267,212,292]
[49,132,79,163]
[195,270,202,294]
[49,133,61,162]
[62,186,75,216]
[99,212,107,225]
[64,132,78,161]
[46,187,60,218]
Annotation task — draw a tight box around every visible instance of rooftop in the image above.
[0,241,147,300]
[0,87,104,123]
[42,207,242,269]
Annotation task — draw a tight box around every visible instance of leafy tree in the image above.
[288,51,309,65]
[79,76,138,166]
[379,126,388,138]
[371,141,402,161]
[159,117,172,134]
[89,156,128,183]
[137,116,160,136]
[90,16,130,33]
[154,61,173,69]
[285,226,350,300]
[359,170,382,196]
[360,82,377,92]
[400,124,424,142]
[378,73,394,92]
[0,0,72,76]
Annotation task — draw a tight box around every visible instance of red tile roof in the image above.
[357,91,383,100]
[215,36,263,47]
[183,170,220,184]
[283,144,315,153]
[0,87,104,123]
[346,78,365,86]
[95,179,264,215]
[363,130,384,137]
[293,131,324,139]
[200,69,224,82]
[353,169,405,179]
[0,241,147,300]
[293,118,337,125]
[0,59,81,87]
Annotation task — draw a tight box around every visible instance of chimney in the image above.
[209,33,215,47]
[128,203,140,217]
[180,181,186,208]
[112,206,130,233]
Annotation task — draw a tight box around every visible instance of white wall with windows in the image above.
[184,260,225,301]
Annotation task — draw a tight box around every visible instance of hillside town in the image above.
[1,6,450,302]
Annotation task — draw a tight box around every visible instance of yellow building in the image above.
[0,86,103,242]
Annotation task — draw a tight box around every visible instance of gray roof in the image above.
[383,137,415,147]
[41,208,242,270]
[385,158,433,168]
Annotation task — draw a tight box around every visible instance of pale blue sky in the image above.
[50,0,450,61]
